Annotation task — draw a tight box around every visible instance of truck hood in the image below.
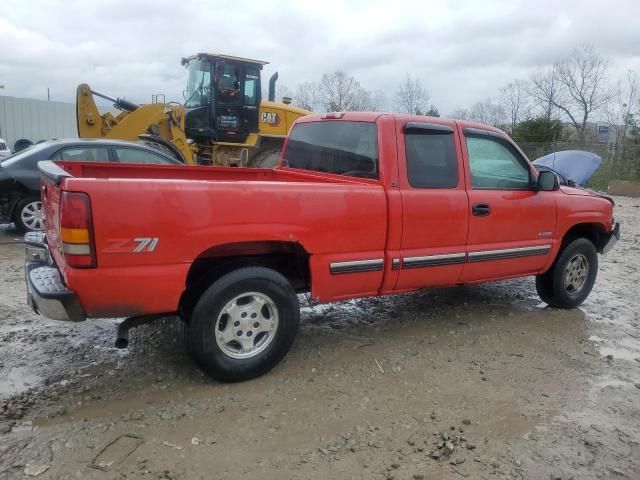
[560,185,615,205]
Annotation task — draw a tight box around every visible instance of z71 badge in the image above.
[103,238,159,254]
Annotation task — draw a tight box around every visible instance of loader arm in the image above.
[76,84,195,164]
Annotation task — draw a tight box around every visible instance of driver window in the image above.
[465,135,530,190]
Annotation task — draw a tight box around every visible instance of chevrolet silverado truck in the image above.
[25,112,620,381]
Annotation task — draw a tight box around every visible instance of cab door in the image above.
[395,120,469,291]
[460,128,556,282]
[242,66,261,134]
[213,61,247,142]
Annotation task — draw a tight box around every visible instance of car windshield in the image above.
[0,143,50,167]
[184,59,212,108]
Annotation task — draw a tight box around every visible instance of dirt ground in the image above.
[1,197,639,480]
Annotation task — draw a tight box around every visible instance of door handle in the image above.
[472,203,491,216]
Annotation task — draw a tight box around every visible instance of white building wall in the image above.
[0,96,77,150]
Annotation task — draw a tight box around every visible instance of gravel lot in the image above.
[1,196,639,479]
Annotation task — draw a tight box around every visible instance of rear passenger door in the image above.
[396,121,469,290]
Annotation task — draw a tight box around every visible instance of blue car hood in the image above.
[533,150,602,187]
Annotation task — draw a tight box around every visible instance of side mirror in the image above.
[537,170,560,191]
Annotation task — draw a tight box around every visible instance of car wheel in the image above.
[535,238,598,309]
[14,196,45,231]
[187,267,300,382]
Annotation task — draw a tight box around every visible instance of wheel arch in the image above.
[179,240,311,321]
[561,222,608,252]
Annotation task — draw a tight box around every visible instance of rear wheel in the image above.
[535,238,598,308]
[250,149,281,168]
[14,196,44,231]
[186,267,299,382]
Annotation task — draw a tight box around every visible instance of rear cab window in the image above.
[282,121,378,179]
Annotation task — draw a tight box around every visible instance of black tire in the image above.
[535,238,598,308]
[13,196,44,232]
[13,138,33,152]
[250,149,281,168]
[534,270,554,305]
[186,267,299,382]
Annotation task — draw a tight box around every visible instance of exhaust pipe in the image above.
[268,72,278,102]
[115,314,164,349]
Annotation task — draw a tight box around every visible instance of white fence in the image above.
[0,95,78,151]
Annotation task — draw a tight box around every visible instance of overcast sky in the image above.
[1,0,639,116]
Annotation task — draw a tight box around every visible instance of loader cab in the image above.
[182,53,266,144]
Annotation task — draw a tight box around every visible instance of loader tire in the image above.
[250,149,281,168]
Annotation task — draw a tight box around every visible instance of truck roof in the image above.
[296,112,508,137]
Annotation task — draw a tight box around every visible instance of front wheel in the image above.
[535,238,598,308]
[186,267,300,382]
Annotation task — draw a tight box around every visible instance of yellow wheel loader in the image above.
[77,53,310,166]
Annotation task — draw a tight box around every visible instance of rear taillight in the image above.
[60,192,96,268]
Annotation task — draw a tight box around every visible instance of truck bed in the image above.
[50,161,379,185]
[38,160,388,317]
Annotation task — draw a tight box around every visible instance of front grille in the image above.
[0,141,6,150]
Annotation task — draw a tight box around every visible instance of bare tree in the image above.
[275,84,293,103]
[499,79,530,132]
[451,107,469,120]
[293,82,317,111]
[425,105,440,117]
[317,71,379,112]
[468,99,506,128]
[533,44,613,142]
[396,74,429,114]
[605,70,639,159]
[531,65,561,120]
[368,89,386,112]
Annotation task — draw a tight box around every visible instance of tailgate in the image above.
[39,161,71,267]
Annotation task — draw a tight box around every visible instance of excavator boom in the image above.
[76,84,194,164]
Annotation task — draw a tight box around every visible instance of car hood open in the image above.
[533,150,602,187]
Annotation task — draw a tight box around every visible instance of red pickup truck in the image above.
[25,112,619,381]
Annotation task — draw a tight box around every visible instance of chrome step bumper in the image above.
[24,232,86,322]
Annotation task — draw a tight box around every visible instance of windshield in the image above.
[0,143,49,167]
[184,59,212,108]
